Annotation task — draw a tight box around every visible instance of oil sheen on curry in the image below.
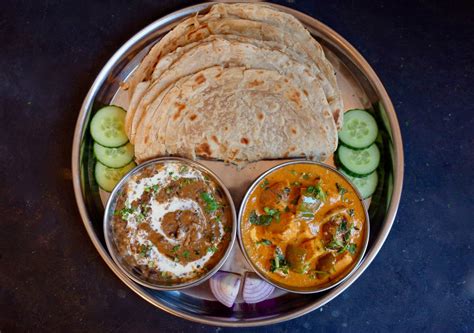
[241,163,366,289]
[111,162,232,285]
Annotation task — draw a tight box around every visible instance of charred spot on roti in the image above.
[303,89,309,97]
[189,114,197,121]
[241,137,249,145]
[229,148,240,160]
[186,28,205,40]
[290,146,296,152]
[248,79,263,88]
[196,142,212,157]
[257,113,264,121]
[289,90,301,105]
[195,74,206,85]
[173,102,186,120]
[211,135,219,144]
[291,128,297,135]
[283,151,290,158]
[327,96,335,103]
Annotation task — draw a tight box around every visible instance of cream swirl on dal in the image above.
[111,162,233,284]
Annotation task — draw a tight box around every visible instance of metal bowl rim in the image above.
[71,1,404,327]
[103,156,238,291]
[237,159,370,294]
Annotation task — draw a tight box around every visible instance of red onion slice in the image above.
[242,273,275,304]
[209,272,241,308]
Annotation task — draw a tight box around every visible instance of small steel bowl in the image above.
[238,160,370,294]
[104,157,237,291]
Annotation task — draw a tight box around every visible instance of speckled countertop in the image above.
[1,0,473,332]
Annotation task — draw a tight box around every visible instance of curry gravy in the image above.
[112,162,232,285]
[241,163,366,289]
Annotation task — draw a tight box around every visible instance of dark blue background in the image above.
[1,0,473,332]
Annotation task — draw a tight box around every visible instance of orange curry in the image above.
[241,163,367,289]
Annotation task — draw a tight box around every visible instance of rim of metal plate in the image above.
[71,1,404,327]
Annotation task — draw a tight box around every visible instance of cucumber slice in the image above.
[93,142,134,168]
[95,160,136,192]
[339,109,378,149]
[90,106,128,147]
[337,144,380,176]
[340,169,378,199]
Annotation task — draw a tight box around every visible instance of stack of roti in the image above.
[125,3,343,164]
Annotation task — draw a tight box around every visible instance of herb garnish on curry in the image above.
[241,163,367,289]
[111,162,232,285]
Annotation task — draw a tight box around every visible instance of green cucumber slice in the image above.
[93,142,134,168]
[90,106,128,147]
[95,160,136,192]
[337,144,380,176]
[339,109,378,149]
[340,169,378,199]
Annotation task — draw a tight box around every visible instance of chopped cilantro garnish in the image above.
[171,245,180,253]
[256,239,272,246]
[249,209,280,226]
[136,213,145,223]
[182,250,190,259]
[270,247,289,274]
[207,246,218,253]
[115,207,134,219]
[347,243,357,255]
[179,165,189,174]
[302,173,311,180]
[325,219,357,255]
[260,178,270,189]
[336,183,347,200]
[181,178,195,186]
[306,183,327,202]
[200,192,221,213]
[139,244,151,258]
[289,170,298,176]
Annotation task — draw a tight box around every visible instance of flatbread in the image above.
[130,37,331,145]
[134,66,337,164]
[126,4,343,134]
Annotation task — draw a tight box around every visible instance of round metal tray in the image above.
[72,2,403,327]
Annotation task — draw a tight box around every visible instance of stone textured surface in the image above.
[1,0,473,332]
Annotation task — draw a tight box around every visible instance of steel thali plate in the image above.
[71,1,404,327]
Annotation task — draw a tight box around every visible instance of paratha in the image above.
[134,66,337,164]
[129,37,331,144]
[126,4,343,134]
